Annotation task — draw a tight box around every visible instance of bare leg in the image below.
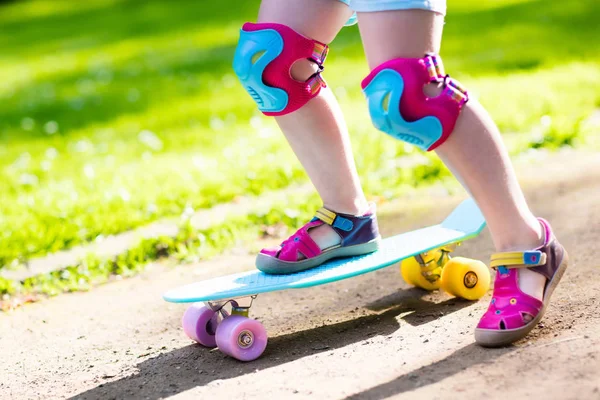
[257,0,367,251]
[358,10,545,301]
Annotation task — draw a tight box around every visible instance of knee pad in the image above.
[361,54,469,151]
[233,22,329,116]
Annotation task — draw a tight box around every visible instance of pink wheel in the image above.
[182,304,220,348]
[215,315,268,361]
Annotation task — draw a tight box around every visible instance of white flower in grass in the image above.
[45,147,58,159]
[44,121,59,135]
[530,127,544,144]
[258,127,275,139]
[182,206,195,219]
[138,130,163,151]
[540,115,552,129]
[41,160,52,171]
[12,152,31,169]
[19,173,39,186]
[21,117,35,131]
[403,143,415,153]
[119,189,131,202]
[83,164,95,179]
[249,116,261,129]
[283,208,299,219]
[209,116,225,131]
[73,139,93,153]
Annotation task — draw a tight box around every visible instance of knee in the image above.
[361,54,469,151]
[290,59,320,82]
[233,22,329,116]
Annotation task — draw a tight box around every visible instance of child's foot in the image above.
[256,204,381,274]
[475,218,569,347]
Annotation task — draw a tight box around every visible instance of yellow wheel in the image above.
[440,257,490,300]
[400,249,444,291]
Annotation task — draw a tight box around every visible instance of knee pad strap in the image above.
[233,22,329,116]
[361,54,469,151]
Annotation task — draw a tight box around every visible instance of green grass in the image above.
[0,0,599,268]
[0,191,325,299]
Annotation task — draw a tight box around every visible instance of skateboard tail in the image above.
[441,198,486,234]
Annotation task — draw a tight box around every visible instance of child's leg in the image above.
[357,8,567,345]
[235,0,381,273]
[358,10,544,298]
[258,0,368,221]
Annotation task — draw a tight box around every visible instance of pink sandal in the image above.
[256,204,381,274]
[475,218,569,346]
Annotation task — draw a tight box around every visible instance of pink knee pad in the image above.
[233,22,329,116]
[361,54,469,151]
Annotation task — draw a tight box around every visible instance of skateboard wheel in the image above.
[215,315,267,361]
[182,304,220,348]
[400,251,442,291]
[440,257,490,300]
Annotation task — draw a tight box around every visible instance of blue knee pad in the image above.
[363,68,443,150]
[361,55,468,151]
[233,25,287,114]
[233,22,329,116]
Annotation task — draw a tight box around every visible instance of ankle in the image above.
[323,199,371,216]
[494,217,544,253]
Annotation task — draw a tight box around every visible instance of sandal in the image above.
[256,204,381,274]
[475,218,569,347]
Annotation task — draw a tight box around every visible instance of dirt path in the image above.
[1,150,599,400]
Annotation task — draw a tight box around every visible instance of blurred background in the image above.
[0,0,598,298]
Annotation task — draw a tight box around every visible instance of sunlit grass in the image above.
[0,0,598,267]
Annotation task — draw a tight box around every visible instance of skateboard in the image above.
[163,198,490,361]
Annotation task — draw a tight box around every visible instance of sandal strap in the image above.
[490,250,547,269]
[314,207,354,232]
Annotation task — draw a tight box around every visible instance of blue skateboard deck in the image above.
[163,198,485,303]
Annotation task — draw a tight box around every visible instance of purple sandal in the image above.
[256,204,381,274]
[475,218,569,347]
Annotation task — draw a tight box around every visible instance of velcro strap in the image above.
[424,54,446,83]
[315,207,335,225]
[307,73,326,95]
[490,250,547,269]
[443,77,469,106]
[311,42,329,65]
[424,53,469,106]
[315,207,353,232]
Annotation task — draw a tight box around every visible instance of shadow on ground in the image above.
[344,343,513,400]
[70,288,481,399]
[366,287,478,327]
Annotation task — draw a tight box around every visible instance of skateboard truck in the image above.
[415,243,458,283]
[205,295,258,318]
